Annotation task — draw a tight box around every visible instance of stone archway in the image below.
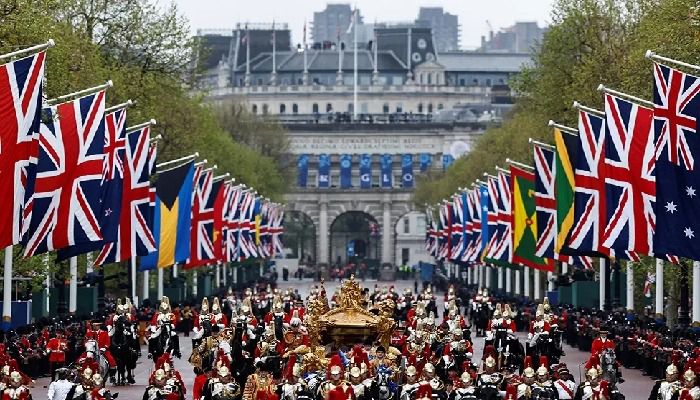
[329,211,380,266]
[284,210,317,265]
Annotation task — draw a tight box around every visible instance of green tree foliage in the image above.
[414,0,700,314]
[0,0,286,293]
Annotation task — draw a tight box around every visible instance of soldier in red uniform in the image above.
[46,330,67,381]
[95,324,117,378]
[590,327,616,358]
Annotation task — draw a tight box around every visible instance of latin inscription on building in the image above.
[290,135,442,154]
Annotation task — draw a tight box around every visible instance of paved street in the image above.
[31,278,653,399]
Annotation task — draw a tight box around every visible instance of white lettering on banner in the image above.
[290,136,441,154]
[360,174,370,182]
[319,175,329,182]
[403,173,413,182]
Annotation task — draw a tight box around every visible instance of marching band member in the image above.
[46,330,68,381]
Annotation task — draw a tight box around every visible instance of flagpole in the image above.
[626,262,634,311]
[572,101,604,117]
[131,256,137,302]
[693,261,700,325]
[505,158,534,171]
[645,50,700,72]
[353,6,358,121]
[155,152,199,169]
[528,138,555,150]
[105,99,134,114]
[548,120,578,135]
[0,39,55,62]
[126,119,157,132]
[142,270,149,303]
[2,247,12,330]
[44,254,50,315]
[47,80,113,106]
[655,258,664,317]
[69,257,78,313]
[157,267,164,299]
[597,84,654,108]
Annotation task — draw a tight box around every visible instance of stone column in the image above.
[318,197,329,265]
[655,258,664,317]
[497,266,504,291]
[533,269,541,300]
[600,258,607,311]
[381,197,392,264]
[514,269,521,295]
[693,261,700,325]
[626,263,634,311]
[505,268,512,293]
[523,267,530,299]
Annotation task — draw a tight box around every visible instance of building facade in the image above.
[417,7,460,52]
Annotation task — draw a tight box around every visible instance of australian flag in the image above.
[653,63,700,260]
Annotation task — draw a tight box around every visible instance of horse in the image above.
[273,314,285,342]
[491,330,524,372]
[84,339,110,379]
[526,333,552,368]
[148,319,180,361]
[368,367,397,400]
[110,315,138,385]
[600,348,621,387]
[472,303,491,337]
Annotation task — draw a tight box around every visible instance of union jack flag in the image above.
[269,205,284,258]
[211,180,229,261]
[186,167,221,268]
[224,185,244,262]
[567,110,607,255]
[57,108,126,261]
[489,171,512,264]
[0,51,45,248]
[425,206,438,257]
[653,63,700,170]
[256,200,271,258]
[600,94,656,259]
[23,92,106,256]
[449,195,465,261]
[482,177,500,260]
[462,187,482,262]
[438,201,451,261]
[653,64,700,260]
[534,145,557,259]
[239,193,259,260]
[94,125,156,265]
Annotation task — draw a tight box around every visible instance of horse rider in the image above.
[90,323,117,382]
[590,326,616,359]
[574,366,609,400]
[210,298,229,331]
[649,361,682,400]
[143,367,183,400]
[201,364,241,400]
[678,365,700,400]
[553,363,577,400]
[193,298,212,346]
[528,304,550,348]
[531,356,558,400]
[150,296,182,359]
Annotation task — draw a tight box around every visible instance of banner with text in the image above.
[420,153,432,172]
[381,154,393,188]
[360,154,372,188]
[318,154,330,188]
[402,154,414,188]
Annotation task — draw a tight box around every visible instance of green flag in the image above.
[554,128,576,252]
[511,165,554,272]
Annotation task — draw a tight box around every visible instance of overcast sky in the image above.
[172,0,555,50]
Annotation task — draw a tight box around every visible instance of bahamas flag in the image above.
[510,165,554,272]
[141,161,195,270]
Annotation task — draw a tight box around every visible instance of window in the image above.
[262,104,269,115]
[383,103,389,114]
[401,248,410,265]
[418,103,423,113]
[257,78,263,86]
[251,104,258,114]
[427,103,433,113]
[416,215,426,232]
[292,104,298,114]
[326,103,333,112]
[427,73,432,85]
[313,77,320,85]
[312,103,319,113]
[361,102,368,113]
[460,78,465,86]
[279,104,286,114]
[437,103,444,110]
[297,78,303,85]
[396,103,403,113]
[403,217,410,234]
[348,103,354,113]
[486,78,492,86]
[419,73,424,84]
[472,79,478,85]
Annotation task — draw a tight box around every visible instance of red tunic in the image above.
[47,338,67,363]
[590,338,615,357]
[192,374,208,400]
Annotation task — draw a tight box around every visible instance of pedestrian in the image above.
[47,368,74,400]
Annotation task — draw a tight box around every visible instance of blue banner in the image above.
[401,154,413,188]
[318,154,330,188]
[360,154,372,188]
[420,153,432,172]
[340,154,352,188]
[297,154,309,187]
[381,154,393,188]
[442,154,454,170]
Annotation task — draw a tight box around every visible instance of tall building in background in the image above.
[480,21,544,53]
[416,7,459,52]
[312,4,368,47]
